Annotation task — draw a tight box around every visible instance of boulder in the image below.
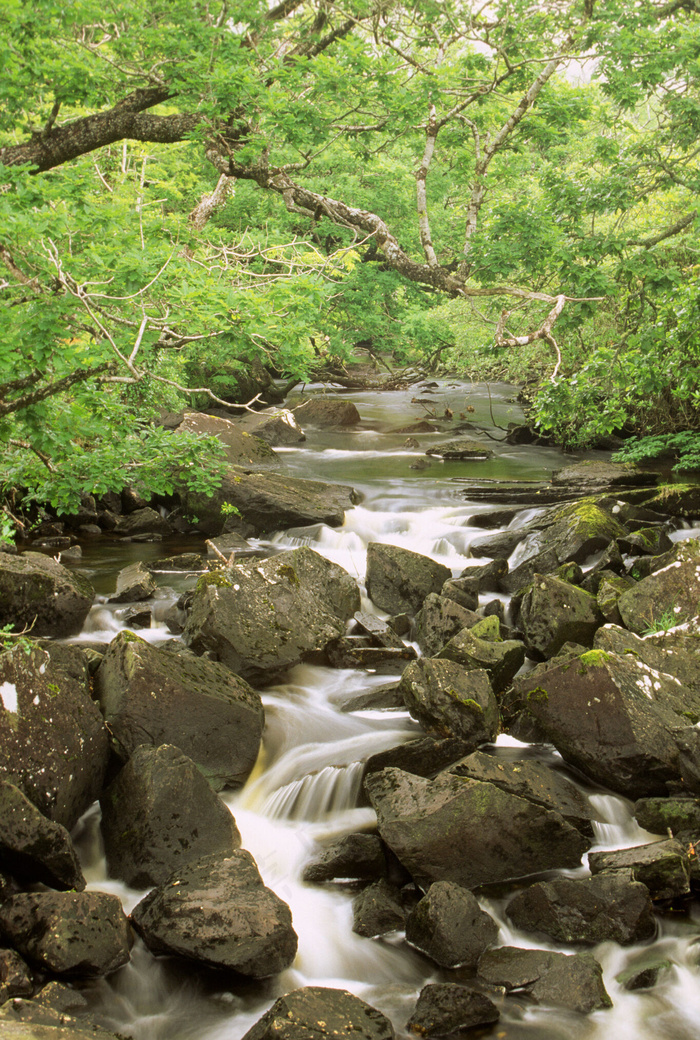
[365,767,589,890]
[0,1001,124,1040]
[363,736,477,781]
[454,559,509,593]
[551,460,653,490]
[512,648,700,797]
[435,623,526,695]
[113,507,173,538]
[0,948,33,1003]
[241,987,395,1040]
[0,891,131,977]
[183,547,360,682]
[447,751,595,838]
[94,631,263,789]
[174,412,277,466]
[352,879,405,937]
[426,438,493,460]
[181,468,360,537]
[406,984,499,1037]
[106,561,156,603]
[634,796,700,835]
[0,644,109,829]
[478,947,611,1014]
[515,574,603,659]
[405,881,498,968]
[596,572,635,624]
[0,781,84,891]
[595,622,700,693]
[0,552,94,638]
[238,408,306,446]
[130,851,297,978]
[303,833,388,884]
[506,874,655,945]
[588,839,691,901]
[617,539,700,635]
[397,659,499,743]
[618,527,675,556]
[100,744,241,888]
[366,544,451,615]
[414,594,480,657]
[292,398,361,427]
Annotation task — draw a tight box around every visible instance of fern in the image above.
[612,432,700,472]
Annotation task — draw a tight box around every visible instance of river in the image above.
[68,379,700,1040]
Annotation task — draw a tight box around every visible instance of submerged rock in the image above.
[0,551,94,638]
[95,631,263,789]
[241,987,395,1040]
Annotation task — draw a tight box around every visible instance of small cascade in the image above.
[588,793,658,852]
[261,761,366,820]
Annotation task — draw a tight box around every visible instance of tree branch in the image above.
[0,362,115,417]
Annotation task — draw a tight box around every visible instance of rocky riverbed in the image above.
[1,379,700,1040]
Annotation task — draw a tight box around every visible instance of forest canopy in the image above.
[1,0,699,523]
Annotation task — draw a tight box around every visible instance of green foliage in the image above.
[613,432,700,472]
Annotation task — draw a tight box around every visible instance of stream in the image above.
[67,380,700,1040]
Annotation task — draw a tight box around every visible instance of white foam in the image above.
[0,681,18,713]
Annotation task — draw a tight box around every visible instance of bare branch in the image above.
[189,173,236,229]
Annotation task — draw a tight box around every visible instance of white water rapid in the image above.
[70,381,700,1040]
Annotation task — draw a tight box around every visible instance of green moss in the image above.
[527,687,548,704]
[278,564,300,587]
[119,629,145,644]
[578,649,611,669]
[195,571,234,593]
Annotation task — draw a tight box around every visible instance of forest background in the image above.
[1,0,699,533]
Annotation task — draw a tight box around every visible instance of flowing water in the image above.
[69,380,700,1039]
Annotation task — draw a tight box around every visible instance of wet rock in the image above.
[174,411,277,466]
[618,527,675,556]
[0,948,33,1003]
[426,438,493,460]
[397,659,499,743]
[292,397,361,427]
[512,647,700,797]
[406,983,500,1037]
[366,544,452,616]
[239,408,306,446]
[113,507,173,538]
[478,947,611,1014]
[95,631,263,789]
[0,891,131,977]
[352,878,405,937]
[551,460,654,490]
[634,796,700,835]
[342,684,405,713]
[617,539,700,635]
[240,986,395,1040]
[0,644,108,829]
[588,839,691,901]
[455,558,509,593]
[183,547,360,682]
[596,572,635,624]
[447,751,595,838]
[415,594,481,657]
[594,623,700,693]
[506,874,655,945]
[0,552,94,638]
[365,767,589,890]
[131,851,297,978]
[0,999,124,1039]
[0,781,84,891]
[364,736,477,780]
[515,574,603,659]
[405,881,498,968]
[435,622,526,695]
[181,468,360,537]
[33,981,89,1014]
[303,833,387,884]
[100,744,241,888]
[107,561,157,603]
[148,553,207,571]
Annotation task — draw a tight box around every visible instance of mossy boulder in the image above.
[414,593,481,656]
[588,838,691,901]
[183,546,360,682]
[397,659,499,743]
[366,544,451,615]
[516,574,603,659]
[94,631,263,789]
[0,552,94,638]
[617,539,700,635]
[435,625,526,694]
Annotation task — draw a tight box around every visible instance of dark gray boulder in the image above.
[634,796,700,835]
[363,736,478,781]
[397,659,499,743]
[100,744,241,888]
[414,594,481,657]
[551,460,651,490]
[240,987,395,1040]
[0,781,84,891]
[352,879,405,937]
[181,468,360,537]
[595,622,700,693]
[435,620,526,695]
[506,874,655,945]
[365,767,589,890]
[366,544,451,615]
[183,547,360,682]
[596,572,636,625]
[0,552,94,638]
[512,647,700,797]
[478,947,611,1014]
[515,574,603,659]
[303,833,387,884]
[618,539,700,635]
[113,507,173,538]
[447,751,595,838]
[174,412,277,466]
[454,559,508,593]
[292,398,362,427]
[94,631,263,789]
[588,839,691,901]
[0,891,131,977]
[131,851,297,978]
[406,984,499,1037]
[405,881,498,968]
[0,948,33,1003]
[107,561,156,603]
[0,644,109,829]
